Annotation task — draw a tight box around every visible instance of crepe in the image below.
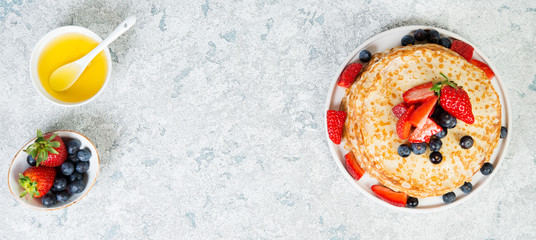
[342,44,501,198]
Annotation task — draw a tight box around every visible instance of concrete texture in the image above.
[1,0,535,239]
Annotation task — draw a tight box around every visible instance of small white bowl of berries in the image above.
[8,130,99,210]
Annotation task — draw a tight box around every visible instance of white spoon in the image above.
[49,16,136,92]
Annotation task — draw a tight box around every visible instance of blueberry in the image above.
[68,154,79,162]
[42,192,57,207]
[77,148,91,162]
[460,182,473,193]
[429,152,443,164]
[406,197,419,208]
[411,142,427,155]
[359,50,372,62]
[442,192,456,203]
[427,30,440,44]
[401,35,416,46]
[429,138,442,152]
[438,112,457,129]
[69,172,83,182]
[60,161,74,176]
[76,161,90,173]
[68,179,86,194]
[26,155,36,166]
[431,104,445,121]
[460,136,474,149]
[480,162,493,175]
[438,38,451,48]
[398,144,411,158]
[56,191,71,202]
[414,29,427,41]
[500,126,507,138]
[67,139,81,155]
[434,128,447,139]
[51,176,68,192]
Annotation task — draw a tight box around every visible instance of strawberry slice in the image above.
[470,59,495,79]
[409,118,443,143]
[451,40,474,61]
[410,95,438,129]
[371,185,407,207]
[327,110,346,144]
[345,152,365,181]
[396,105,415,140]
[392,102,409,118]
[337,63,363,88]
[402,82,435,104]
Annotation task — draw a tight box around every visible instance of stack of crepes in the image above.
[341,44,501,198]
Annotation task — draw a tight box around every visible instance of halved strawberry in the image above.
[409,118,443,143]
[470,59,495,79]
[337,63,363,88]
[410,95,438,129]
[402,82,435,104]
[396,105,415,140]
[371,185,407,207]
[345,152,365,181]
[451,40,474,61]
[392,102,409,118]
[327,110,346,144]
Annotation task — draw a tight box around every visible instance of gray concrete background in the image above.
[1,0,535,239]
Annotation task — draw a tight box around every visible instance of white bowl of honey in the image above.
[29,26,112,106]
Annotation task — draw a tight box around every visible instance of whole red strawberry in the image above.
[327,110,346,144]
[18,166,56,198]
[24,130,67,167]
[432,74,475,124]
[337,63,363,88]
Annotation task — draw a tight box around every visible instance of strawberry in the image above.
[402,82,435,104]
[327,110,346,144]
[470,59,495,79]
[409,118,443,143]
[431,74,475,124]
[345,152,365,181]
[337,63,363,88]
[371,185,407,207]
[18,166,56,198]
[24,129,67,167]
[410,95,438,129]
[392,102,409,118]
[396,105,415,140]
[450,39,474,61]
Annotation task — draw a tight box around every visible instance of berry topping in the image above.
[410,95,438,129]
[77,148,91,162]
[411,142,427,155]
[23,130,67,167]
[67,139,81,155]
[371,185,407,207]
[69,172,83,183]
[406,197,419,208]
[434,128,447,139]
[438,38,451,48]
[409,118,443,143]
[438,112,457,129]
[432,74,475,124]
[429,137,442,152]
[500,126,507,138]
[450,39,474,61]
[401,35,416,46]
[56,191,71,203]
[26,155,36,166]
[442,192,456,203]
[359,50,372,62]
[392,102,409,118]
[427,30,440,44]
[18,166,56,198]
[76,161,90,173]
[68,179,86,194]
[327,110,347,144]
[480,162,493,175]
[51,176,68,193]
[460,182,473,193]
[470,59,495,79]
[42,192,57,207]
[429,151,442,164]
[398,144,411,158]
[402,82,435,104]
[460,136,474,149]
[337,63,363,88]
[60,161,75,176]
[396,105,416,140]
[414,29,427,41]
[345,152,365,181]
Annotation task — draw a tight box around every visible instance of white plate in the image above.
[325,25,512,212]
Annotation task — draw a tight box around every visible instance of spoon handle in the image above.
[79,16,136,66]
